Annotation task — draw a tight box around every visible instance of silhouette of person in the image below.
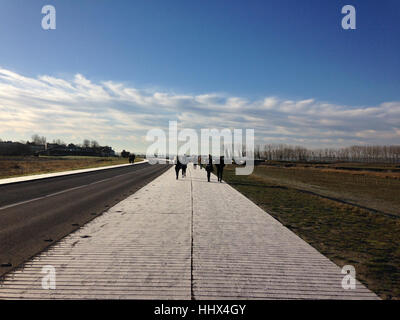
[175,157,182,180]
[182,163,187,178]
[216,156,225,182]
[205,154,213,182]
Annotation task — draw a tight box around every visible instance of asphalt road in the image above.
[0,162,171,278]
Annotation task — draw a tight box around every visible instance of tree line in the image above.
[254,144,400,163]
[0,135,114,157]
[30,134,100,149]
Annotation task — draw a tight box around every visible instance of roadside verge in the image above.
[0,160,149,186]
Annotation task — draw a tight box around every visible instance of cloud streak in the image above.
[0,67,399,152]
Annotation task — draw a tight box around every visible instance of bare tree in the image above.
[91,140,100,148]
[52,139,66,146]
[82,139,91,148]
[31,134,46,145]
[257,144,400,163]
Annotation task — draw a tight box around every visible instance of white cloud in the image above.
[0,67,399,151]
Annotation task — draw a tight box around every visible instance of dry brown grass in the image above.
[305,167,400,180]
[0,156,140,179]
[253,163,400,216]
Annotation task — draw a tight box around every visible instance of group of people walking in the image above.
[128,153,136,163]
[174,158,187,179]
[175,155,225,182]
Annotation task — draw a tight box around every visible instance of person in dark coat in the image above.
[181,162,187,178]
[175,157,182,180]
[216,156,225,182]
[205,154,213,182]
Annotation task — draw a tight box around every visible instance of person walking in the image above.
[182,162,187,178]
[216,155,225,182]
[205,154,213,182]
[175,157,182,180]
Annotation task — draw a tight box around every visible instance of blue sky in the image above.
[0,0,399,152]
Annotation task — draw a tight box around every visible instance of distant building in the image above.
[0,141,116,157]
[43,143,116,157]
[26,142,46,154]
[120,150,130,158]
[0,141,32,156]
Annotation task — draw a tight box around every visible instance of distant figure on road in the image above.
[182,161,187,178]
[198,155,203,170]
[216,156,225,183]
[129,154,136,164]
[175,157,182,180]
[182,164,187,178]
[205,154,213,182]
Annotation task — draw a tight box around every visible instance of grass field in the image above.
[223,162,400,300]
[0,155,142,179]
[255,161,400,216]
